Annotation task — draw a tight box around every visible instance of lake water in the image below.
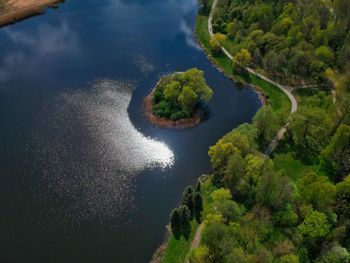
[0,0,260,262]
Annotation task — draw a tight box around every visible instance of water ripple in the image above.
[33,79,174,224]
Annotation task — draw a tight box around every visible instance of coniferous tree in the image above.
[182,186,194,219]
[170,208,182,240]
[179,205,192,240]
[194,192,203,223]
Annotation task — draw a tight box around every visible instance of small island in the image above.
[143,68,213,129]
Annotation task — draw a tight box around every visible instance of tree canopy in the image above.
[152,68,213,121]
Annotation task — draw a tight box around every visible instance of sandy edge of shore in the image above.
[142,95,202,129]
[0,0,64,27]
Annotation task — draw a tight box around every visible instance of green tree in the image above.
[223,152,246,195]
[210,33,226,54]
[194,192,203,223]
[288,108,333,159]
[179,205,192,240]
[170,208,182,240]
[201,220,234,262]
[334,176,350,222]
[182,186,194,219]
[164,80,181,101]
[316,245,350,263]
[298,172,336,212]
[315,46,334,65]
[188,246,211,263]
[298,210,330,243]
[253,106,279,145]
[232,49,251,73]
[322,124,350,180]
[238,154,270,204]
[152,68,213,121]
[179,86,198,112]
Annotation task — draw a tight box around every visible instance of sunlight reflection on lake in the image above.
[35,79,174,222]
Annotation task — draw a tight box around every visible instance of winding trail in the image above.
[188,0,304,255]
[208,0,298,155]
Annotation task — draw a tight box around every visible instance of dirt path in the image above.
[208,0,298,155]
[0,0,63,27]
[185,223,204,262]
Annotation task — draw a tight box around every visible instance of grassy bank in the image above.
[162,221,198,263]
[195,11,291,117]
[161,177,216,263]
[160,6,297,263]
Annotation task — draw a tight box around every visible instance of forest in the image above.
[163,0,350,262]
[210,0,350,85]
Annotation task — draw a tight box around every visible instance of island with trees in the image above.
[143,68,213,129]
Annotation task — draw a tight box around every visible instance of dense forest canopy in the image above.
[164,0,350,262]
[211,0,350,83]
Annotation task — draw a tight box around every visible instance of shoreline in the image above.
[193,20,268,107]
[0,0,64,27]
[142,95,202,129]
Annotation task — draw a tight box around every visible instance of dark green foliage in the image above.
[322,124,350,181]
[170,208,182,240]
[152,68,213,121]
[169,183,204,240]
[193,192,203,223]
[182,186,194,219]
[334,176,350,223]
[179,205,191,240]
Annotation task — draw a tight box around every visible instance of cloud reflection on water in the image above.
[0,21,80,82]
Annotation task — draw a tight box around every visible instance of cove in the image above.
[0,0,261,262]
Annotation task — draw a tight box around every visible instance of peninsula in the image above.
[0,0,64,27]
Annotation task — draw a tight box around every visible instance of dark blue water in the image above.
[0,0,260,262]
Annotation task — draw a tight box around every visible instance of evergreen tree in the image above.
[170,208,182,240]
[194,192,203,223]
[179,205,192,240]
[182,186,194,219]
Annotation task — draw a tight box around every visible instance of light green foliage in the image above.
[298,210,330,242]
[316,244,350,263]
[152,68,213,121]
[253,106,281,145]
[179,86,198,112]
[188,246,210,263]
[232,49,251,73]
[208,129,252,174]
[315,46,334,65]
[164,81,181,101]
[278,254,300,263]
[201,220,235,262]
[209,33,226,54]
[298,172,336,212]
[209,143,239,172]
[210,188,231,202]
[211,0,350,82]
[238,154,269,201]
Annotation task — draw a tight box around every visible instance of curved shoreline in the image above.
[142,95,202,129]
[0,0,64,27]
